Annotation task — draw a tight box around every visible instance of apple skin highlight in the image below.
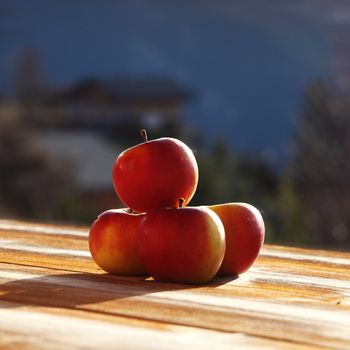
[89,209,147,275]
[209,202,265,276]
[113,136,198,212]
[138,206,225,284]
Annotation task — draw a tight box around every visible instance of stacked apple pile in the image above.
[89,130,265,284]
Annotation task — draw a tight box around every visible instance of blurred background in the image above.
[0,0,350,250]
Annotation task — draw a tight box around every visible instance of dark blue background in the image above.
[1,0,340,163]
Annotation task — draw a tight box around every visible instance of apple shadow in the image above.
[0,272,238,311]
[211,275,239,286]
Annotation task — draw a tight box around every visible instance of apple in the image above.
[89,209,147,275]
[113,130,198,212]
[138,200,226,284]
[209,203,265,276]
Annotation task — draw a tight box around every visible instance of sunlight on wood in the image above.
[0,220,349,349]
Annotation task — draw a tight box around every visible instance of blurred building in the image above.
[3,75,194,220]
[27,77,193,140]
[36,130,121,215]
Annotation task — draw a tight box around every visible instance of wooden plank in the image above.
[1,263,349,348]
[0,300,324,350]
[0,220,350,349]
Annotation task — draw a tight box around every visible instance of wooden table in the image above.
[0,219,349,349]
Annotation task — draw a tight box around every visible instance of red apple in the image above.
[208,203,265,276]
[89,209,147,275]
[138,201,225,284]
[113,130,198,212]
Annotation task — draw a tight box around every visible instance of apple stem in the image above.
[140,129,148,142]
[179,198,185,208]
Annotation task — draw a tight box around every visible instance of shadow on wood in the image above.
[0,272,238,310]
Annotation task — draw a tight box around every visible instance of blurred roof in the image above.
[52,77,193,104]
[36,131,118,191]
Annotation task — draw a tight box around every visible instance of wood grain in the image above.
[0,219,349,349]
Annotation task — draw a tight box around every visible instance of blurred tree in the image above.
[290,80,350,248]
[193,138,278,243]
[0,112,72,220]
[275,174,310,246]
[15,48,45,104]
[193,139,234,206]
[0,9,84,223]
